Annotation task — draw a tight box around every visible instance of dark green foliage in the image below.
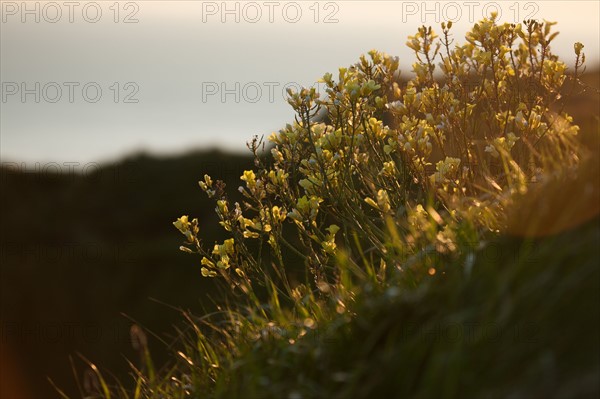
[210,216,599,399]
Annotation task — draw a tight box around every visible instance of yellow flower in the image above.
[322,240,337,254]
[243,230,260,239]
[198,174,213,191]
[326,224,340,235]
[382,161,395,176]
[223,238,235,255]
[376,189,391,213]
[241,170,256,188]
[299,178,316,192]
[216,255,230,270]
[173,215,190,234]
[272,206,287,223]
[216,200,228,214]
[201,267,217,277]
[364,197,378,209]
[514,111,528,130]
[237,216,254,230]
[271,148,284,163]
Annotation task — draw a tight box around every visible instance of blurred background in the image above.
[2,1,599,163]
[1,1,598,397]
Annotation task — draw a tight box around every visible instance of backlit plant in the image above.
[159,15,590,398]
[56,11,598,397]
[175,14,585,292]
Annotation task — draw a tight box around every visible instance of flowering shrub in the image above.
[175,15,585,292]
[167,20,589,395]
[77,16,594,399]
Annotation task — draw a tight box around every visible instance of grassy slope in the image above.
[209,160,600,398]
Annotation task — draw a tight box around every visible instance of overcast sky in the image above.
[1,0,598,165]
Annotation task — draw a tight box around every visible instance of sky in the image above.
[1,0,599,166]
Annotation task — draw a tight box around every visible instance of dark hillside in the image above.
[1,150,253,398]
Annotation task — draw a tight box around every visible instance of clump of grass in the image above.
[72,16,598,398]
